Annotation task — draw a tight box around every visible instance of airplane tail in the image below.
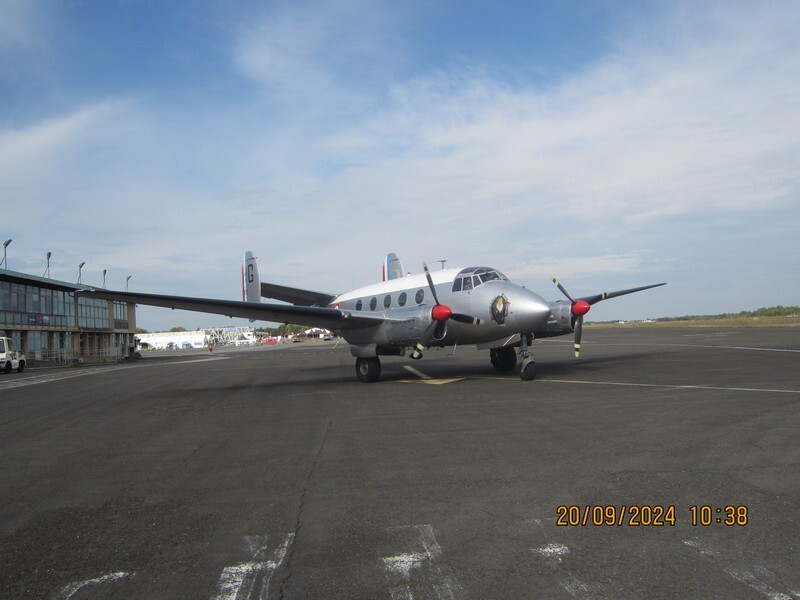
[242,251,261,303]
[382,252,406,281]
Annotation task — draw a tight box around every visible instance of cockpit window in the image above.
[452,267,507,291]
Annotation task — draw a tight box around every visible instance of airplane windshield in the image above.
[452,267,508,291]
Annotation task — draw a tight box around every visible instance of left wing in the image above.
[77,289,384,330]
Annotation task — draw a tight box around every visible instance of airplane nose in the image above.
[512,289,551,331]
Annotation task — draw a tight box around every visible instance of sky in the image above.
[2,0,798,331]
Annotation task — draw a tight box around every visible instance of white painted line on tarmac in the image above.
[0,356,230,391]
[683,539,795,600]
[210,533,294,600]
[382,525,464,600]
[54,571,134,599]
[529,518,594,598]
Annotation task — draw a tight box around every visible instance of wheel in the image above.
[16,361,25,373]
[519,359,536,381]
[355,357,381,383]
[490,347,517,372]
[3,361,11,374]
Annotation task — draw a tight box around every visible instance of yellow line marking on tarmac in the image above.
[399,366,464,385]
[469,376,800,394]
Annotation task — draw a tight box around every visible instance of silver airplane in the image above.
[80,252,665,382]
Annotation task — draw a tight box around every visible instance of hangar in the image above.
[0,268,136,365]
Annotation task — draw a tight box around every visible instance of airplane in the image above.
[79,252,665,382]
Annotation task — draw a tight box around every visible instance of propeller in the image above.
[410,262,483,359]
[552,278,667,358]
[551,277,590,357]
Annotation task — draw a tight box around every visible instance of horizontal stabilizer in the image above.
[260,282,337,307]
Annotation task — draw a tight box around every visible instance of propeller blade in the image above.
[410,262,483,359]
[574,315,583,357]
[551,276,575,303]
[451,313,484,325]
[422,261,441,306]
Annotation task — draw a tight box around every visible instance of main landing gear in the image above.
[491,336,536,380]
[519,333,536,380]
[355,356,381,383]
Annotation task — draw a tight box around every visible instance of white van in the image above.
[0,337,26,373]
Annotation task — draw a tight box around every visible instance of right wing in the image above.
[77,289,384,331]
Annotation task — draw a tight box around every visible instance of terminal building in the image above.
[0,269,136,365]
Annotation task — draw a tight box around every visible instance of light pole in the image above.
[1,239,11,269]
[78,261,85,284]
[125,275,132,291]
[102,269,107,289]
[44,251,51,277]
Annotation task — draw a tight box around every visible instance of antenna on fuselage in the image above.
[435,259,446,270]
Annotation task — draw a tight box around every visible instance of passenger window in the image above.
[369,297,377,310]
[384,295,391,308]
[399,292,407,306]
[415,289,424,304]
[355,299,362,311]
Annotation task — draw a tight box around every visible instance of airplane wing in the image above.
[77,289,384,330]
[576,282,667,306]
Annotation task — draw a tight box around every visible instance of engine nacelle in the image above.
[536,300,576,338]
[344,305,440,348]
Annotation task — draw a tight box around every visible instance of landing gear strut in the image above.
[355,356,381,383]
[519,333,536,381]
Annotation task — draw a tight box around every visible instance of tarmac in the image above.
[1,326,799,599]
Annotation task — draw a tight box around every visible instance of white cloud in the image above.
[4,2,799,328]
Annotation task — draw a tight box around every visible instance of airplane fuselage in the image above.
[330,266,552,357]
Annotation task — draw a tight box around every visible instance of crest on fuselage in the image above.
[490,294,510,325]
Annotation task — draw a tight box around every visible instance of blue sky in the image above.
[2,0,798,331]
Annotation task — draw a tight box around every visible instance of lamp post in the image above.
[125,275,132,292]
[1,239,11,269]
[44,251,51,277]
[78,261,85,284]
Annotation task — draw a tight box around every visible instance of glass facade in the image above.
[1,272,135,363]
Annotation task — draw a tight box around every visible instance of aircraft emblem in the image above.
[490,294,510,325]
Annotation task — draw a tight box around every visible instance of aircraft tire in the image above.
[490,347,517,372]
[355,357,381,383]
[520,359,536,381]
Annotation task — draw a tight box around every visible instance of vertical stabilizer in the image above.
[243,251,261,303]
[382,252,406,281]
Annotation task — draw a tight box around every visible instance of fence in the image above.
[34,346,129,365]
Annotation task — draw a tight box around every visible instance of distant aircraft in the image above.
[80,252,665,382]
